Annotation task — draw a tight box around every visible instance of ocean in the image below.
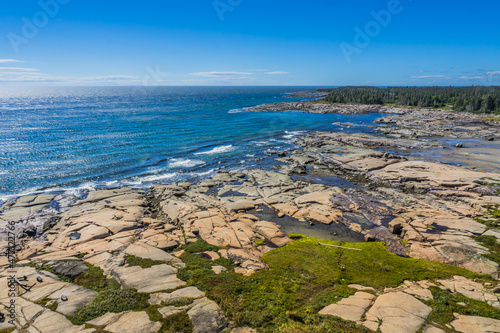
[0,86,382,201]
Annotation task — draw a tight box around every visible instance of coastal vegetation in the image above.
[425,287,500,330]
[176,238,489,332]
[320,86,500,113]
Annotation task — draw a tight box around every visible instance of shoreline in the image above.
[2,100,500,264]
[2,100,499,203]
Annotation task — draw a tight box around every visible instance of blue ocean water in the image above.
[0,86,382,199]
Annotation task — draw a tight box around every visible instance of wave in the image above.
[0,182,97,203]
[228,106,253,113]
[194,145,235,155]
[139,172,178,183]
[283,130,306,139]
[168,158,205,169]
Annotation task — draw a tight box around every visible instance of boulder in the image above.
[149,287,205,305]
[101,311,162,333]
[451,314,500,333]
[187,298,228,333]
[319,291,375,321]
[111,264,186,293]
[42,259,89,278]
[363,292,432,333]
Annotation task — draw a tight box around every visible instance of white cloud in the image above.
[189,71,254,77]
[487,71,500,75]
[266,71,289,75]
[183,76,258,85]
[76,75,137,82]
[0,59,23,63]
[0,67,38,72]
[411,75,449,79]
[460,76,483,80]
[0,73,139,84]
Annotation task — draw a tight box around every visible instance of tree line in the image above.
[320,86,500,114]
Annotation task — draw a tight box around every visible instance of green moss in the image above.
[480,116,500,121]
[475,235,497,247]
[270,315,372,333]
[76,252,88,259]
[158,312,194,333]
[475,205,500,230]
[0,328,16,333]
[488,205,500,219]
[213,257,234,270]
[180,239,220,253]
[125,254,165,269]
[425,287,500,331]
[73,264,121,293]
[35,265,72,282]
[47,301,58,312]
[146,305,163,322]
[254,238,266,247]
[68,289,150,325]
[288,234,305,240]
[83,324,108,333]
[35,296,58,311]
[177,237,487,331]
[474,234,500,266]
[162,298,194,307]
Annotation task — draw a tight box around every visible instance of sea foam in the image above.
[168,158,205,169]
[194,145,235,155]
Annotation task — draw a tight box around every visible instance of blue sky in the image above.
[0,0,499,86]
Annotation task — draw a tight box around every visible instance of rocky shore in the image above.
[248,101,500,140]
[1,102,500,332]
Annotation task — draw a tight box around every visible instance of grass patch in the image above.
[73,264,121,293]
[82,324,108,333]
[67,289,150,325]
[176,239,230,284]
[475,205,500,229]
[125,254,165,269]
[35,265,73,282]
[272,315,372,333]
[35,296,58,311]
[255,239,266,247]
[180,239,220,253]
[474,234,500,266]
[487,205,500,219]
[213,257,234,270]
[480,116,500,121]
[158,312,194,333]
[0,329,16,333]
[425,287,500,331]
[145,305,163,322]
[177,237,487,331]
[162,298,194,307]
[288,234,305,240]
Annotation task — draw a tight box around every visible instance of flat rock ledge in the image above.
[451,314,500,333]
[319,291,375,322]
[87,311,161,333]
[319,278,500,333]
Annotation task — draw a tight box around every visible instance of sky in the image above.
[0,0,499,86]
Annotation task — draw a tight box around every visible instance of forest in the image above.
[320,86,500,114]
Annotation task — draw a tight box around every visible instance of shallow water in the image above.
[251,205,365,243]
[0,86,383,200]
